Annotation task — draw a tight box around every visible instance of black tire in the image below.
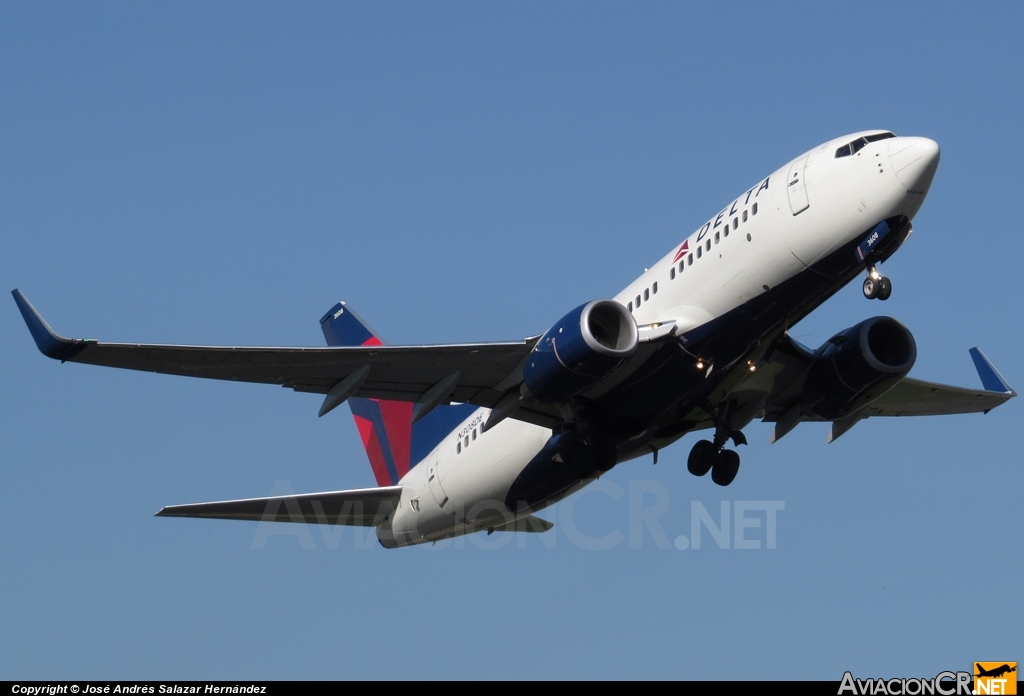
[863,277,878,299]
[711,449,740,486]
[877,277,892,301]
[687,440,716,477]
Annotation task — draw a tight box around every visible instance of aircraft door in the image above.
[426,450,449,508]
[786,155,810,215]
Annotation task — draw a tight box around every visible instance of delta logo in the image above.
[975,663,1017,695]
[672,240,689,263]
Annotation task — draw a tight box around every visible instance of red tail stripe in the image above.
[352,414,392,487]
[377,399,413,479]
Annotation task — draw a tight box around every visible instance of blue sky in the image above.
[2,1,1021,680]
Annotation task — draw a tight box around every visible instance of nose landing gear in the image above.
[863,265,892,301]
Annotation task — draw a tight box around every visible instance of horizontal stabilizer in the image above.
[156,485,403,526]
[488,514,553,534]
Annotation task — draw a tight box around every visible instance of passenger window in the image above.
[697,247,702,259]
[644,288,649,301]
[732,218,738,230]
[472,428,477,440]
[679,261,685,273]
[752,203,758,215]
[636,295,641,307]
[457,442,462,454]
[670,267,675,280]
[705,240,711,252]
[464,436,469,447]
[724,228,729,238]
[653,282,658,294]
[628,301,633,312]
[742,210,748,222]
[688,254,693,265]
[714,231,720,244]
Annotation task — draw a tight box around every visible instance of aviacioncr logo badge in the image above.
[974,663,1017,695]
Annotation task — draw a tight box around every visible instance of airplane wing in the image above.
[864,375,1013,417]
[156,485,403,525]
[752,335,1015,441]
[12,289,562,429]
[804,345,1015,419]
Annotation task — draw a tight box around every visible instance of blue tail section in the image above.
[319,302,476,486]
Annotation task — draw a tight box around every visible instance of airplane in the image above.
[12,130,1016,549]
[975,665,1016,679]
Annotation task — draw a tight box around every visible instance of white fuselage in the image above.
[378,131,940,547]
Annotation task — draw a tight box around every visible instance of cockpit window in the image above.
[835,132,897,158]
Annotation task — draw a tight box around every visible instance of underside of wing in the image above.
[718,332,1016,442]
[156,486,403,526]
[864,376,1014,416]
[13,289,563,429]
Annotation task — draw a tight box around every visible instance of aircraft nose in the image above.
[888,137,940,191]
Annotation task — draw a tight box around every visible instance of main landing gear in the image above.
[687,433,744,487]
[862,265,892,301]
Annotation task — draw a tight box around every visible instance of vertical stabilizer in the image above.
[319,302,476,486]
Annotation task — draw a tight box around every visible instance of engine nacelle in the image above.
[802,316,916,420]
[523,300,638,403]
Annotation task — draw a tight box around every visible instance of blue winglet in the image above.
[10,289,91,362]
[969,347,1015,395]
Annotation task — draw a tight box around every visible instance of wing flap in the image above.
[156,485,403,526]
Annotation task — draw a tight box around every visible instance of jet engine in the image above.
[802,316,917,420]
[522,300,638,403]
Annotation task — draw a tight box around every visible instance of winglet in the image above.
[969,347,1016,395]
[10,289,91,361]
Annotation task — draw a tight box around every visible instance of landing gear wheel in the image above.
[877,277,892,301]
[687,440,717,477]
[711,449,740,487]
[863,277,879,300]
